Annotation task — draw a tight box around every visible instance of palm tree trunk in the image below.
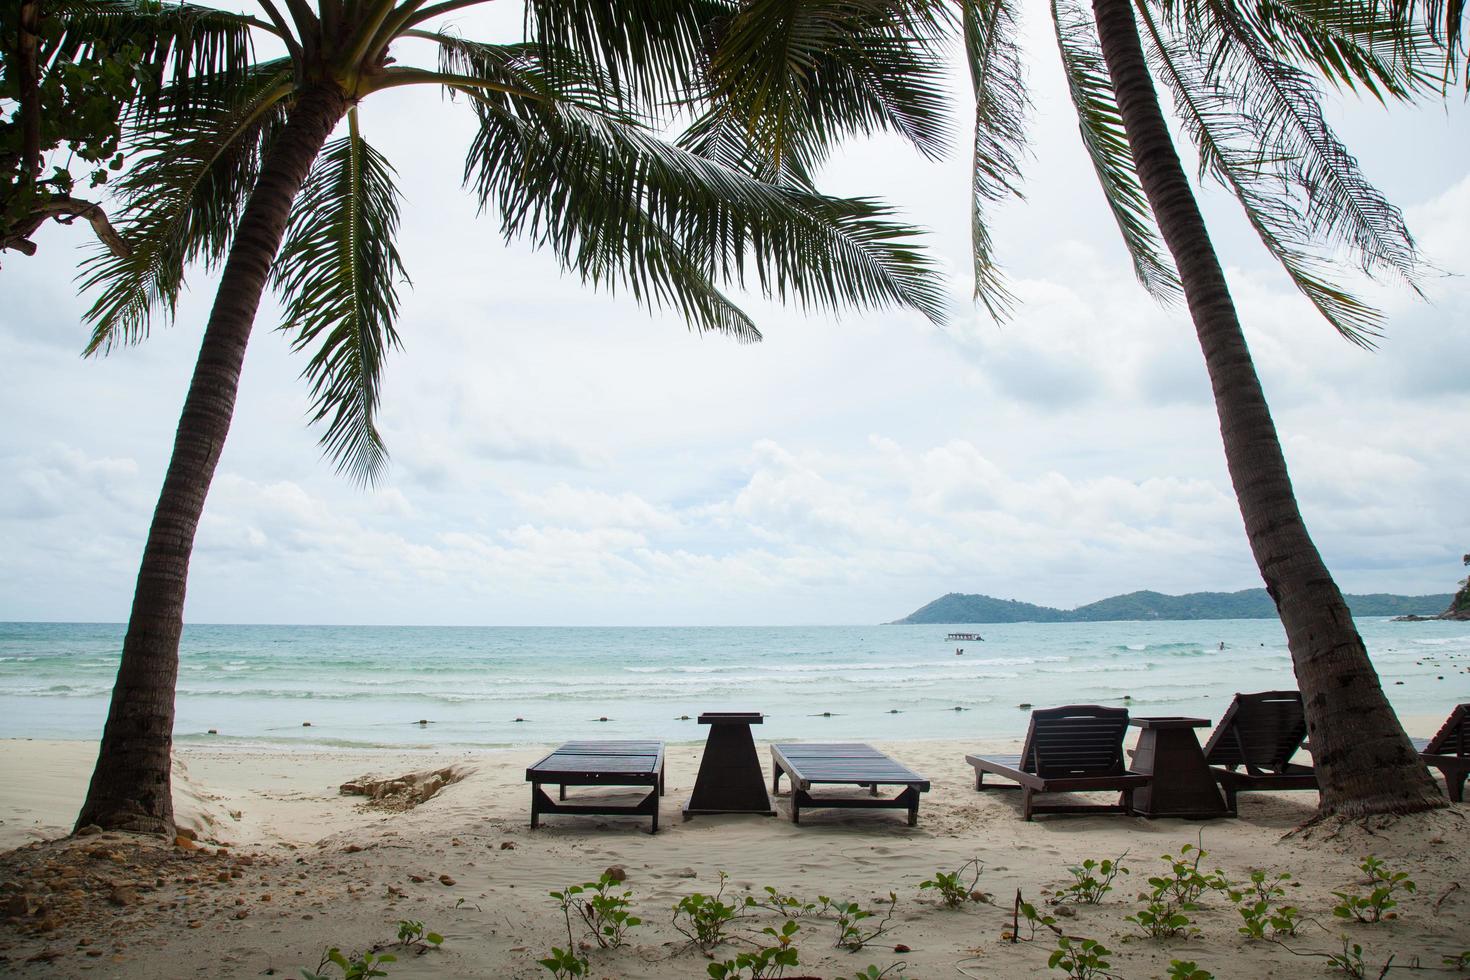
[75,83,350,834]
[1089,0,1442,817]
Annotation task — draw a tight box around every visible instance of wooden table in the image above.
[683,712,776,819]
[1128,717,1230,819]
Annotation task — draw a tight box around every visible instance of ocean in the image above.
[1,619,1465,751]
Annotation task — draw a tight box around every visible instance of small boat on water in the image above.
[946,632,984,642]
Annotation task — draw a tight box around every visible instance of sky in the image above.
[2,6,1467,627]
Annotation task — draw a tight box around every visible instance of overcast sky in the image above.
[2,6,1467,626]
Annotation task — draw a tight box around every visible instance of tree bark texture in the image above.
[1089,0,1443,816]
[75,83,351,834]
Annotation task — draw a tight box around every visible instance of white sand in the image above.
[1,728,1466,978]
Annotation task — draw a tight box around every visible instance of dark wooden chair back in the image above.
[1019,705,1130,778]
[1202,691,1307,775]
[1425,704,1470,757]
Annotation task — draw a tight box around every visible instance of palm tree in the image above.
[70,0,954,833]
[952,0,1448,816]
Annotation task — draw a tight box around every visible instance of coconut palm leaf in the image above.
[461,92,945,334]
[79,61,295,351]
[1136,3,1385,343]
[1052,0,1181,303]
[1377,0,1467,81]
[521,0,732,106]
[701,0,954,178]
[1238,0,1441,96]
[1179,0,1420,287]
[49,0,262,119]
[272,112,408,484]
[962,0,1028,319]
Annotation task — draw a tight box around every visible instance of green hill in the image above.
[890,589,1452,624]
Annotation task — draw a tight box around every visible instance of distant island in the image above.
[890,589,1454,624]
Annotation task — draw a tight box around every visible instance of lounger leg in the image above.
[975,770,985,791]
[659,763,666,796]
[530,786,541,829]
[791,790,804,824]
[1022,786,1034,822]
[1448,771,1465,804]
[1120,788,1133,816]
[869,783,879,797]
[559,784,567,801]
[900,787,920,827]
[772,765,782,796]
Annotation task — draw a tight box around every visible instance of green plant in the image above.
[707,920,801,979]
[1125,892,1191,939]
[1444,951,1470,970]
[674,872,749,952]
[301,948,396,980]
[829,893,898,951]
[393,919,444,951]
[1009,890,1061,943]
[1325,937,1366,979]
[755,886,819,918]
[919,857,984,908]
[1226,870,1300,939]
[1167,960,1214,980]
[1046,936,1111,980]
[1332,856,1416,924]
[851,965,909,979]
[551,872,642,949]
[536,946,588,979]
[1149,841,1224,907]
[1059,854,1129,905]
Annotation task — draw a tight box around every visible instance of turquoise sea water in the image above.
[0,619,1465,750]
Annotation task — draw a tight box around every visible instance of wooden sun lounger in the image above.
[526,740,666,833]
[965,705,1148,820]
[1414,703,1470,803]
[1202,691,1318,814]
[770,743,930,826]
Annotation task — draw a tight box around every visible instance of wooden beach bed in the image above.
[1202,691,1318,814]
[526,740,665,833]
[1415,703,1470,803]
[965,705,1148,820]
[770,743,930,826]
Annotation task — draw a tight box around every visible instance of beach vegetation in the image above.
[1009,890,1061,942]
[1125,891,1193,940]
[1325,937,1369,978]
[1046,936,1112,980]
[392,919,443,952]
[1166,960,1214,980]
[919,857,985,908]
[674,872,750,952]
[754,885,819,919]
[551,872,642,950]
[1058,854,1129,905]
[852,965,910,980]
[707,920,801,979]
[1225,870,1301,939]
[829,893,898,952]
[1331,856,1416,924]
[1148,842,1225,908]
[536,946,588,979]
[61,0,952,835]
[301,947,395,980]
[954,0,1455,818]
[1444,951,1470,971]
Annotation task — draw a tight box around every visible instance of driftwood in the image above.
[340,766,471,812]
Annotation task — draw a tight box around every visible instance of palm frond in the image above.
[1052,0,1180,303]
[1376,0,1467,83]
[78,62,293,352]
[703,0,954,177]
[49,0,261,120]
[521,0,732,107]
[459,87,946,334]
[1136,4,1386,344]
[272,112,409,485]
[1247,0,1442,96]
[1178,0,1421,289]
[962,0,1029,320]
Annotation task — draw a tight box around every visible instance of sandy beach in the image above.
[2,727,1466,979]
